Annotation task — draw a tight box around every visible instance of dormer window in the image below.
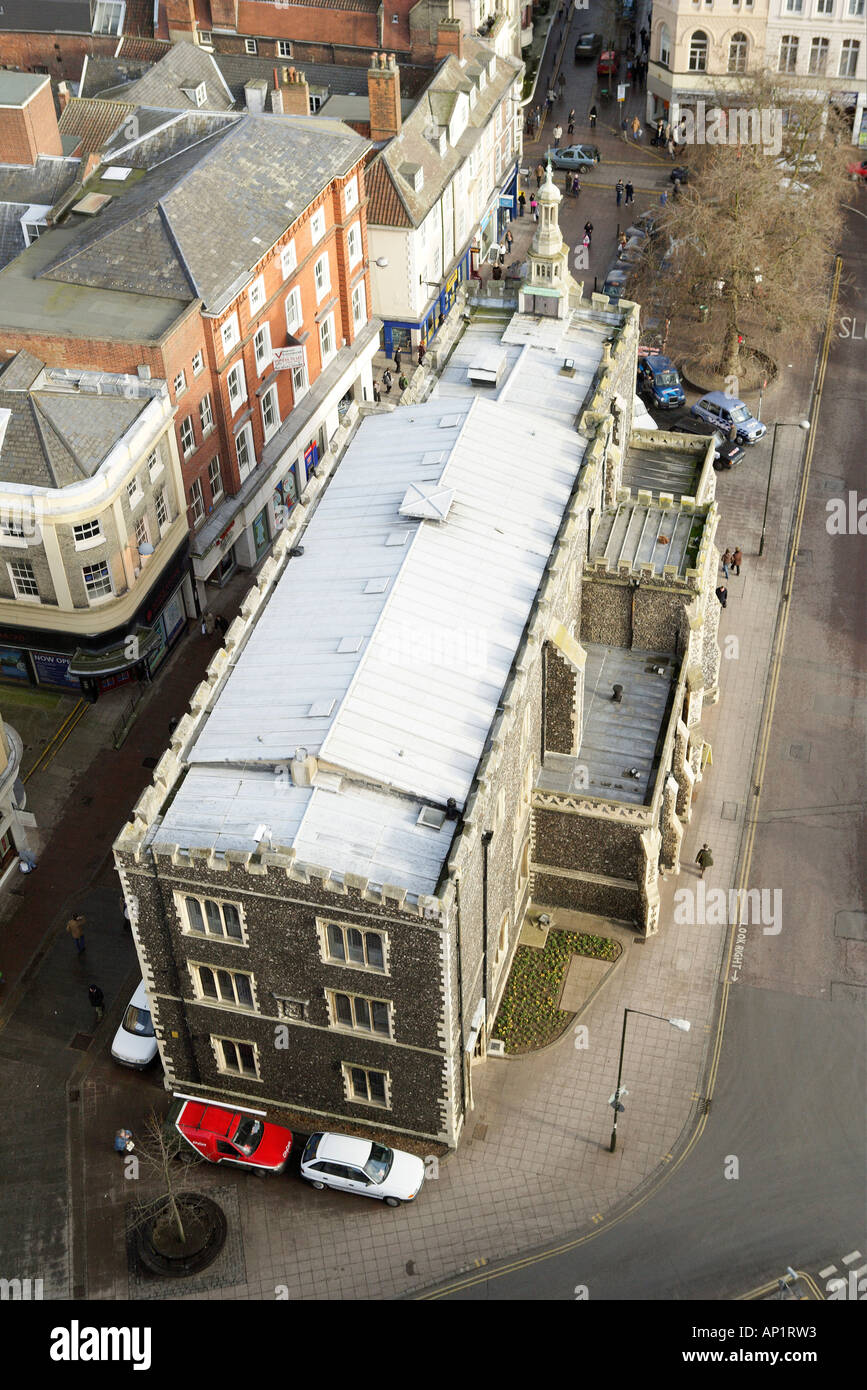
[194,82,206,107]
[399,162,424,192]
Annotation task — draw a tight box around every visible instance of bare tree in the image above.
[127,1109,206,1249]
[625,76,850,381]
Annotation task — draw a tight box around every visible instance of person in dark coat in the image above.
[695,844,714,878]
[518,190,526,216]
[89,984,105,1021]
[382,369,393,394]
[583,220,593,245]
[393,347,401,371]
[417,342,426,367]
[715,585,728,608]
[589,106,597,130]
[731,547,743,575]
[373,381,381,403]
[625,179,635,204]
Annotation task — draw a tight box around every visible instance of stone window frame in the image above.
[261,383,280,440]
[134,513,150,551]
[318,917,390,975]
[175,889,248,946]
[82,559,113,603]
[192,349,204,376]
[8,558,39,601]
[199,392,215,438]
[839,38,860,77]
[493,909,511,979]
[326,987,393,1039]
[309,206,326,246]
[253,323,272,375]
[220,312,240,357]
[341,1062,391,1109]
[155,487,170,532]
[147,448,164,482]
[189,960,258,1013]
[313,251,331,302]
[347,221,362,270]
[226,361,247,414]
[344,175,359,214]
[514,837,531,899]
[72,517,103,550]
[280,239,297,280]
[248,275,266,316]
[351,279,366,331]
[212,1034,260,1079]
[180,414,196,458]
[208,455,223,504]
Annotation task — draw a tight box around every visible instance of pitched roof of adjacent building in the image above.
[0,156,83,271]
[151,310,613,893]
[368,36,522,230]
[0,351,158,490]
[58,97,138,154]
[0,71,50,104]
[93,41,236,112]
[0,0,154,35]
[34,111,369,314]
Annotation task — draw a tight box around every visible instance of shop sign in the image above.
[273,346,306,371]
[31,651,80,690]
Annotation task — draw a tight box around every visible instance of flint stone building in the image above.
[115,185,724,1146]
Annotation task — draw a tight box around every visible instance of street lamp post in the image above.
[758,418,811,558]
[608,1008,691,1153]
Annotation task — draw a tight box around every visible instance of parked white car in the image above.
[300,1132,425,1207]
[110,979,158,1069]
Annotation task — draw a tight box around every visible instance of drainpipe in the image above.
[481,829,493,1016]
[453,871,467,1116]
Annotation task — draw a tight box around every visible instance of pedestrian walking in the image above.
[583,220,593,246]
[114,1128,134,1155]
[659,190,668,207]
[373,381,381,403]
[589,105,597,130]
[672,175,682,199]
[215,613,228,635]
[667,137,676,159]
[715,585,728,608]
[721,548,732,580]
[518,190,526,216]
[632,115,641,141]
[641,30,650,54]
[119,895,130,929]
[572,173,581,197]
[398,372,408,392]
[731,546,743,576]
[530,195,539,221]
[382,368,393,394]
[615,178,624,206]
[88,983,105,1021]
[625,179,634,204]
[568,108,575,135]
[655,118,664,146]
[536,163,545,189]
[553,122,563,147]
[393,346,401,371]
[546,87,555,112]
[618,232,628,254]
[695,844,714,879]
[66,913,86,955]
[505,228,513,255]
[620,117,629,142]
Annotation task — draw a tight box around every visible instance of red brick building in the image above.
[0,0,166,84]
[0,106,379,602]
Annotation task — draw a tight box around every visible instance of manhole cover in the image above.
[142,756,159,769]
[789,743,812,762]
[69,1033,93,1052]
[721,801,738,821]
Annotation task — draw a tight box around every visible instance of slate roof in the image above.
[368,36,522,230]
[0,0,154,36]
[0,353,152,490]
[0,156,81,207]
[0,205,27,271]
[79,55,154,98]
[94,42,235,112]
[39,112,370,313]
[58,98,137,154]
[210,51,431,106]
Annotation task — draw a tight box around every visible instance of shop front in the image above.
[0,539,192,698]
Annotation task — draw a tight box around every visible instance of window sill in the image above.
[12,592,41,603]
[85,592,114,606]
[0,536,29,548]
[74,535,104,552]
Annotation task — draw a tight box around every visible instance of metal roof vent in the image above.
[399,481,455,523]
[466,346,506,387]
[417,806,446,830]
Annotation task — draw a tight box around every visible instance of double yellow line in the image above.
[23,698,89,782]
[416,261,843,1302]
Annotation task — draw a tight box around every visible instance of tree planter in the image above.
[134,1194,227,1278]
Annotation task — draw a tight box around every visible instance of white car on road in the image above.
[110,979,158,1069]
[300,1132,425,1207]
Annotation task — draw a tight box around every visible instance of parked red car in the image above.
[847,158,867,181]
[165,1095,293,1174]
[597,50,619,77]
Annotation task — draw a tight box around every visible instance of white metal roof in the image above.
[154,360,598,895]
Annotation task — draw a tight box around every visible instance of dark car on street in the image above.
[669,414,746,469]
[575,33,601,59]
[637,353,685,409]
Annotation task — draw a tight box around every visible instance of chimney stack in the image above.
[367,52,401,143]
[164,0,196,43]
[271,66,311,116]
[435,19,464,63]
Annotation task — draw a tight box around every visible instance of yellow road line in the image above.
[416,262,844,1302]
[23,698,89,782]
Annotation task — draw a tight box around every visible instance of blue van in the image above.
[637,354,685,409]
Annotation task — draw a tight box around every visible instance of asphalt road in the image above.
[421,195,867,1302]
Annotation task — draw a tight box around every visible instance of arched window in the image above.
[689,31,709,71]
[659,24,671,66]
[728,32,748,73]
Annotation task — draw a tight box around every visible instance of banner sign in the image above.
[273,347,305,371]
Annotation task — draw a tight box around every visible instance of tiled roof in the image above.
[40,113,370,313]
[116,37,172,60]
[102,42,235,113]
[0,156,81,207]
[210,51,430,104]
[58,98,137,155]
[372,36,522,229]
[79,55,155,98]
[365,157,411,228]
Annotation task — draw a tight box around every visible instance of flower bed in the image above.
[494,929,619,1053]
